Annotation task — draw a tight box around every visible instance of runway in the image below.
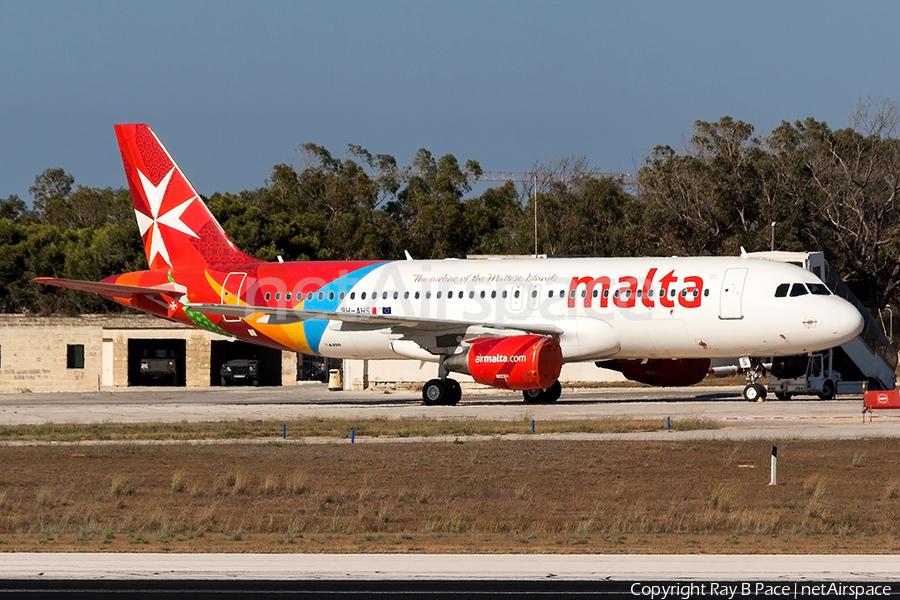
[0,383,898,441]
[1,553,899,581]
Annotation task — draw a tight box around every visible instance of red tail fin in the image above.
[114,124,256,270]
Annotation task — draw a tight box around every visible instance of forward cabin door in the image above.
[221,272,247,323]
[719,268,748,320]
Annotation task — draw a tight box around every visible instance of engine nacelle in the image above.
[443,335,562,390]
[599,358,711,387]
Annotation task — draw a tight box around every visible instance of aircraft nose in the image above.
[828,297,864,345]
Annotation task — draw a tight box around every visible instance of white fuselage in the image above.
[312,256,864,363]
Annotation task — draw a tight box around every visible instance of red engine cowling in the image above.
[445,335,563,390]
[614,358,711,387]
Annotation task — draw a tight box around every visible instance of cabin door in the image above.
[221,272,247,323]
[719,268,747,320]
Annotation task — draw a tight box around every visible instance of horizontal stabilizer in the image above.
[33,277,181,298]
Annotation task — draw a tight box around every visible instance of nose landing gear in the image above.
[740,356,768,402]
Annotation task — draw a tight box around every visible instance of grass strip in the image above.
[0,415,719,442]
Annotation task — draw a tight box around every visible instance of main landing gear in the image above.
[740,356,767,402]
[522,381,562,403]
[422,378,461,406]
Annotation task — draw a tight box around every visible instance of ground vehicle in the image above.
[768,350,840,400]
[140,348,177,385]
[220,359,259,386]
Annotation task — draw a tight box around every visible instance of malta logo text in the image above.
[567,268,704,309]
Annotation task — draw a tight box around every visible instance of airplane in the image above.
[35,124,865,404]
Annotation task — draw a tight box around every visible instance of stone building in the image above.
[0,314,297,393]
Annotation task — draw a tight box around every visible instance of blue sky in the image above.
[3,0,900,202]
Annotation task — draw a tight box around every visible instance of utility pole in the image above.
[473,170,633,259]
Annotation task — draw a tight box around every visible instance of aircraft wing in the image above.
[188,302,564,336]
[33,277,181,297]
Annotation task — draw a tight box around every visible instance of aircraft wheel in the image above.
[422,379,448,406]
[522,381,562,404]
[743,384,763,402]
[445,379,462,406]
[818,379,836,400]
[523,388,543,403]
[544,381,562,403]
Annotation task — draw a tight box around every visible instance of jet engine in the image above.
[596,358,711,387]
[443,335,563,390]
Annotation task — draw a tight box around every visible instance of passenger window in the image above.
[704,289,709,297]
[339,292,345,300]
[775,283,789,298]
[603,290,609,298]
[592,290,598,298]
[532,290,538,298]
[415,291,420,299]
[265,292,271,301]
[361,292,367,300]
[491,291,497,299]
[426,291,431,299]
[307,292,313,301]
[329,292,334,300]
[808,283,830,295]
[470,291,475,299]
[383,291,388,299]
[318,292,324,300]
[275,292,281,301]
[287,292,292,301]
[393,291,399,299]
[548,290,554,298]
[559,290,564,298]
[581,290,586,298]
[404,291,409,299]
[670,289,676,297]
[648,289,654,298]
[514,290,520,298]
[569,290,576,298]
[502,291,508,299]
[437,291,442,299]
[789,283,809,297]
[480,291,485,298]
[637,289,642,297]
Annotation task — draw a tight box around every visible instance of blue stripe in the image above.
[302,262,387,353]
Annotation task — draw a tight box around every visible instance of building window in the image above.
[67,344,84,369]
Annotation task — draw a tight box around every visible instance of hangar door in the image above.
[128,339,186,386]
[210,340,282,386]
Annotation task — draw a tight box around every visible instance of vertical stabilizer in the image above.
[114,124,256,270]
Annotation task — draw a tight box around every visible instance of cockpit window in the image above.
[775,283,789,298]
[807,283,830,296]
[789,283,809,297]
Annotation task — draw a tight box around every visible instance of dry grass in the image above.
[0,415,717,443]
[1,439,900,553]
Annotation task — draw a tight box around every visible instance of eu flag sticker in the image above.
[383,307,391,315]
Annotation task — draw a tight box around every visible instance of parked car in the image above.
[140,348,177,385]
[221,359,259,386]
